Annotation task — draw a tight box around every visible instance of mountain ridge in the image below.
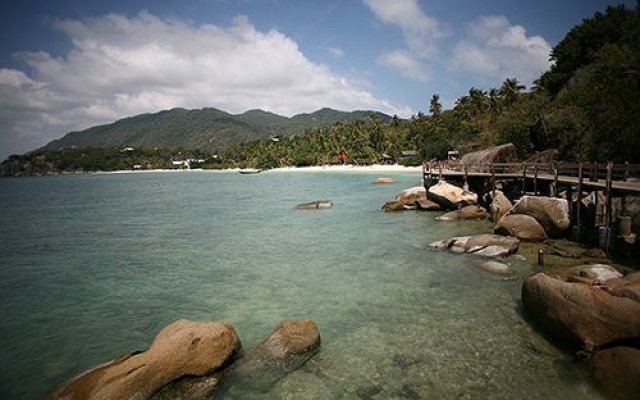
[41,107,392,153]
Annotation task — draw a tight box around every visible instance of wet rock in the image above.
[295,200,333,210]
[395,186,427,207]
[494,214,547,242]
[475,260,513,276]
[428,234,519,258]
[373,177,396,184]
[508,196,570,238]
[224,319,321,391]
[436,205,487,221]
[577,264,623,283]
[591,346,640,400]
[522,273,640,350]
[581,248,609,260]
[381,200,406,211]
[415,199,441,211]
[427,181,478,210]
[46,320,241,400]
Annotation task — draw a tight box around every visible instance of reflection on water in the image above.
[0,171,603,399]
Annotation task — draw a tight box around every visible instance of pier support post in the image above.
[575,162,583,241]
[533,165,538,195]
[553,162,559,197]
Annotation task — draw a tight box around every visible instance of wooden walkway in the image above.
[423,161,640,194]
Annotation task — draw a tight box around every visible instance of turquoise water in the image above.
[0,171,602,399]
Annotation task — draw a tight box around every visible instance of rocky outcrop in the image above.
[295,200,333,210]
[488,190,512,222]
[224,319,321,391]
[436,205,488,221]
[602,272,640,303]
[427,181,478,210]
[508,196,570,238]
[591,346,640,400]
[494,214,547,242]
[155,319,320,399]
[415,199,441,211]
[47,320,241,400]
[395,186,427,207]
[429,234,520,258]
[372,177,396,184]
[381,200,406,211]
[522,273,640,351]
[459,143,517,171]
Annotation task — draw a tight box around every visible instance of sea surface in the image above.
[0,170,604,399]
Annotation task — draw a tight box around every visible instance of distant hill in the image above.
[41,107,392,152]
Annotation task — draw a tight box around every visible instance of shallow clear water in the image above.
[0,170,602,399]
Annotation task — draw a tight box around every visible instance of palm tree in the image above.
[499,78,525,107]
[429,94,442,117]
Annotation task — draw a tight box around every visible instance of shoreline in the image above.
[92,164,423,175]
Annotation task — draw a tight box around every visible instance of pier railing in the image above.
[424,161,640,184]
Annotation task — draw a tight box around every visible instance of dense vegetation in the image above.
[3,4,639,176]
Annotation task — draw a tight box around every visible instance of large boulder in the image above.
[494,214,547,242]
[395,186,427,207]
[508,196,570,238]
[47,320,241,400]
[459,143,517,171]
[429,234,519,258]
[427,181,478,210]
[602,272,640,303]
[591,346,640,400]
[223,319,321,391]
[522,273,640,351]
[488,190,512,222]
[436,205,487,221]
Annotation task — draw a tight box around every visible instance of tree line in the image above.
[3,4,639,176]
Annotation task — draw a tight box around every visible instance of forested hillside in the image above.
[3,4,639,175]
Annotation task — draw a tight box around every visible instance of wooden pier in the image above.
[423,161,640,252]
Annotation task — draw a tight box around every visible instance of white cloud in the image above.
[0,11,411,159]
[328,47,344,57]
[449,15,552,87]
[378,49,429,82]
[363,0,443,57]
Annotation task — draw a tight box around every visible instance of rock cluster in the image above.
[46,319,320,400]
[429,234,520,258]
[522,271,640,398]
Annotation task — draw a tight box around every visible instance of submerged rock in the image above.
[475,260,513,276]
[47,319,241,400]
[494,214,547,242]
[522,273,640,351]
[427,181,478,210]
[295,200,333,210]
[373,177,396,184]
[591,346,640,400]
[222,319,321,391]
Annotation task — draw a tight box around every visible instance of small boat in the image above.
[238,169,262,174]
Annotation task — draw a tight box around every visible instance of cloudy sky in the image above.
[0,0,633,160]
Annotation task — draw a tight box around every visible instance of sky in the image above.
[0,0,635,160]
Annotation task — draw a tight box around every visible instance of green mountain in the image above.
[41,107,392,152]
